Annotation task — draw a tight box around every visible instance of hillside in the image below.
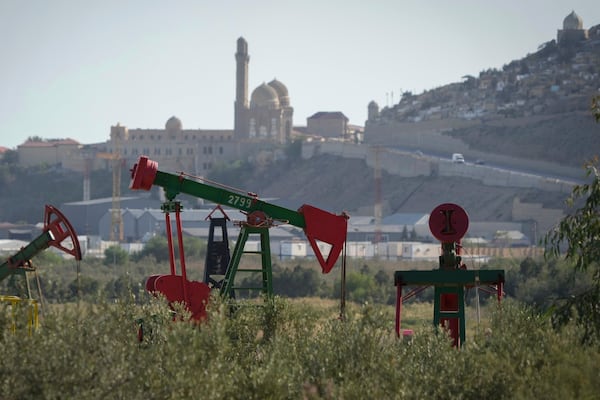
[0,165,115,223]
[366,27,600,168]
[444,104,599,167]
[210,154,570,223]
[0,150,574,227]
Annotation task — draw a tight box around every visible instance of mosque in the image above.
[557,10,589,45]
[234,37,294,143]
[98,37,296,175]
[17,36,351,176]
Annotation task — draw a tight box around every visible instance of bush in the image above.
[1,296,598,399]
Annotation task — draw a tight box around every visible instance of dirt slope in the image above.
[242,155,568,221]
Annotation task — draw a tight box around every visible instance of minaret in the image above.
[234,37,249,138]
[368,100,380,122]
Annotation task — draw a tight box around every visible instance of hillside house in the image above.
[307,112,349,139]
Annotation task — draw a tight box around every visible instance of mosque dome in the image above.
[250,83,280,109]
[563,10,583,30]
[267,79,290,107]
[165,116,182,132]
[165,116,183,131]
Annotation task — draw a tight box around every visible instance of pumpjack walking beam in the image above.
[130,156,349,317]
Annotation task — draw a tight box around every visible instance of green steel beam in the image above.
[153,171,306,228]
[0,231,53,282]
[394,269,504,287]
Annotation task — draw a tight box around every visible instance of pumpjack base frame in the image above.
[394,269,504,347]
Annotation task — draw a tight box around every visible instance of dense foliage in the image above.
[543,158,600,343]
[1,217,598,399]
[2,242,593,314]
[0,297,598,399]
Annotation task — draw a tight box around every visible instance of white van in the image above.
[452,153,465,163]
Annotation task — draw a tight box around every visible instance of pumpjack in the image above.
[0,205,82,331]
[394,203,504,347]
[130,156,349,321]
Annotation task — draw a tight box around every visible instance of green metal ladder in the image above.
[220,225,274,300]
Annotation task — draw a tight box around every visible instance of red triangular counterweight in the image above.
[298,204,348,274]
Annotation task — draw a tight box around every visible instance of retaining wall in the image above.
[302,141,575,194]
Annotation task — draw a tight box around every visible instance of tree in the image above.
[543,158,600,343]
[542,96,600,343]
[401,225,408,240]
[409,228,417,240]
[68,276,100,300]
[592,95,600,122]
[273,264,321,298]
[132,235,205,263]
[104,245,129,266]
[180,236,207,260]
[0,149,18,165]
[519,257,542,277]
[134,236,170,263]
[284,139,302,160]
[335,271,377,303]
[374,269,388,286]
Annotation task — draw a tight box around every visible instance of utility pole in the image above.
[373,146,383,256]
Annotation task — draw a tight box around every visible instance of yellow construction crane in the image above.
[96,126,125,242]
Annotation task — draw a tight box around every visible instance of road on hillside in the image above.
[395,146,584,185]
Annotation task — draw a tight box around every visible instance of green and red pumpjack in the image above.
[0,205,82,332]
[0,205,82,283]
[394,203,505,347]
[130,156,349,321]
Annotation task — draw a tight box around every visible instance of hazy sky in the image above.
[1,1,599,149]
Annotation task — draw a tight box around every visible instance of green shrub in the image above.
[1,295,598,399]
